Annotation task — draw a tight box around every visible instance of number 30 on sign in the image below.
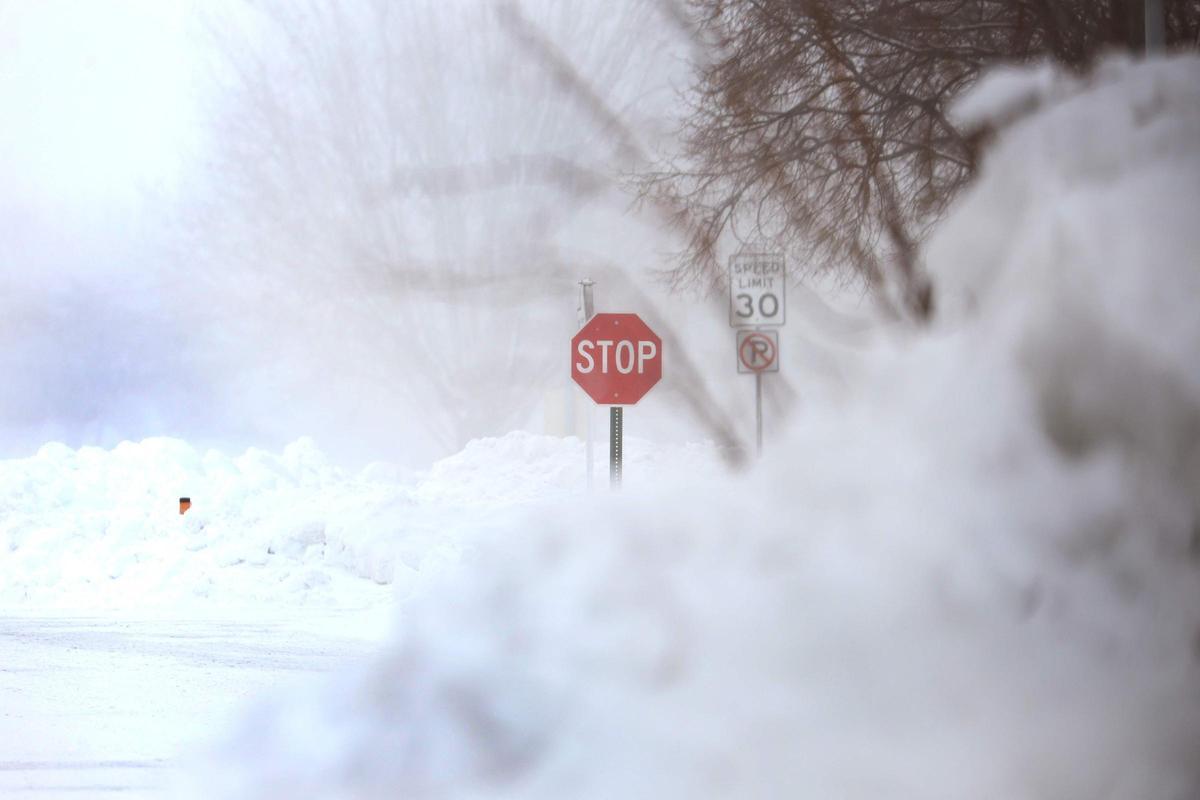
[729,253,786,327]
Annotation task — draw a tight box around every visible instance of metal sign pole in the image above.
[610,406,623,488]
[587,403,594,489]
[1145,0,1165,52]
[755,371,763,458]
[578,278,596,489]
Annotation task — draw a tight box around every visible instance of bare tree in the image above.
[639,0,1200,319]
[182,0,696,457]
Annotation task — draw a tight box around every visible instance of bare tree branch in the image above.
[637,0,1200,319]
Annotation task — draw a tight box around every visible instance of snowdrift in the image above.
[0,433,716,609]
[199,56,1200,798]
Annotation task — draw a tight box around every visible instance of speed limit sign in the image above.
[729,253,786,327]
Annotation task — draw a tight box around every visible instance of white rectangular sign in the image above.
[729,253,786,327]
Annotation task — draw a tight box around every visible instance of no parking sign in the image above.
[737,330,779,374]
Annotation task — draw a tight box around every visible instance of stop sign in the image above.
[571,313,662,405]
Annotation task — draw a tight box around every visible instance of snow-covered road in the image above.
[0,433,722,798]
[0,610,389,798]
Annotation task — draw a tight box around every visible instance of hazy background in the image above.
[1,0,772,467]
[1,0,207,453]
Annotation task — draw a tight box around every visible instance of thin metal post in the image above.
[755,372,763,457]
[579,278,596,489]
[610,406,623,488]
[1146,0,1165,52]
[579,278,595,321]
[586,406,594,489]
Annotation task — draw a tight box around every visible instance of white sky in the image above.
[0,0,201,215]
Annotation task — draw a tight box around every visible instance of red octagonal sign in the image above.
[571,313,662,405]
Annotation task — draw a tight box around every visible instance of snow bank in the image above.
[198,56,1200,799]
[0,436,399,608]
[0,432,717,609]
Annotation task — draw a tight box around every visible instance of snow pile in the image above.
[0,432,717,609]
[0,437,401,607]
[199,56,1200,799]
[949,60,1062,132]
[413,433,722,508]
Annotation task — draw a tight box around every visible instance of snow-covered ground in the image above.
[0,610,385,798]
[0,433,724,797]
[0,433,722,610]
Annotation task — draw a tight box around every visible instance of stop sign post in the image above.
[571,313,662,487]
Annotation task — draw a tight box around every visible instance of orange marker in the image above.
[179,497,191,515]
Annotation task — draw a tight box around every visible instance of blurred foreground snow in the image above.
[192,56,1200,799]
